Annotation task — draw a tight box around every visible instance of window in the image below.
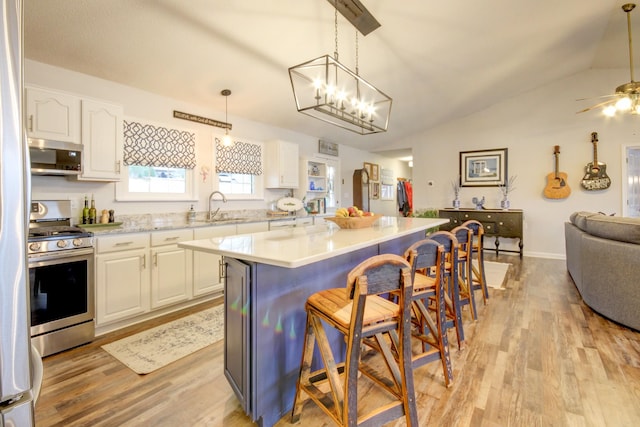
[214,136,264,200]
[117,165,196,201]
[128,166,186,193]
[116,119,197,201]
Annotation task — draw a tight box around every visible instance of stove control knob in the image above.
[73,238,83,247]
[57,240,68,249]
[29,242,41,252]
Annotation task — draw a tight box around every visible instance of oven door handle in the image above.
[28,247,95,263]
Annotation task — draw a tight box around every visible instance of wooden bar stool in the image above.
[291,254,418,427]
[451,225,478,321]
[462,219,489,304]
[427,231,465,350]
[402,239,453,387]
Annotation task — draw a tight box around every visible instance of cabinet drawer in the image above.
[151,229,194,247]
[97,233,149,254]
[480,222,497,235]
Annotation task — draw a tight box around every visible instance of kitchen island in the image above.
[178,216,448,427]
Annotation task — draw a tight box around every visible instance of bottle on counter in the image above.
[89,195,97,224]
[109,209,115,223]
[82,195,89,224]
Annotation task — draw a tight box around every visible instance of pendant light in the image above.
[221,89,233,146]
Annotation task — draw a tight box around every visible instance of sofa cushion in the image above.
[569,211,600,231]
[583,215,640,245]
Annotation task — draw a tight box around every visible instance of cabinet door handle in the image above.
[141,254,146,269]
[164,236,181,242]
[29,115,33,132]
[115,241,134,246]
[116,160,121,174]
[153,253,158,266]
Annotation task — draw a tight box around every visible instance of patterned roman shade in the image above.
[215,137,263,175]
[123,120,196,169]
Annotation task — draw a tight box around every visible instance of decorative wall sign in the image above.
[459,148,507,187]
[173,110,231,130]
[318,140,339,156]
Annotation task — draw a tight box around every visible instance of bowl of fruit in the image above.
[325,207,381,229]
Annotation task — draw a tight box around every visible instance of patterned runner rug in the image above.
[102,304,224,374]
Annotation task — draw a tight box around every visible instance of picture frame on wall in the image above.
[363,162,379,181]
[371,182,380,199]
[318,140,339,156]
[459,148,508,187]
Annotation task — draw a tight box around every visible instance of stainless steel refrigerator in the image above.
[1,0,37,425]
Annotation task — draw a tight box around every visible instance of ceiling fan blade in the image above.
[576,98,617,114]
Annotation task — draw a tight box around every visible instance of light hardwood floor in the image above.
[35,255,640,427]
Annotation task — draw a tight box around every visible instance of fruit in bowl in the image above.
[328,208,380,229]
[336,206,375,218]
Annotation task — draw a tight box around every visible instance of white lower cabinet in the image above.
[150,229,194,309]
[192,224,236,296]
[96,233,150,325]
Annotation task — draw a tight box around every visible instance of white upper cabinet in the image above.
[26,86,81,143]
[78,99,124,181]
[265,140,299,188]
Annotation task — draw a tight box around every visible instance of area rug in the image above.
[102,305,224,374]
[473,260,511,289]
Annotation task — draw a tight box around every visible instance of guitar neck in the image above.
[554,151,559,178]
[591,131,599,165]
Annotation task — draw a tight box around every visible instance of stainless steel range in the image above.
[28,200,95,357]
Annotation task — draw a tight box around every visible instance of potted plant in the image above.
[413,208,440,235]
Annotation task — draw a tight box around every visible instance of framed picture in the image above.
[318,140,339,156]
[371,163,379,181]
[459,148,508,187]
[371,182,380,199]
[363,162,379,181]
[363,162,373,180]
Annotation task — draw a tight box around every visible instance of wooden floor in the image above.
[35,255,640,427]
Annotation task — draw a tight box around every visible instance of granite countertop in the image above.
[178,216,449,268]
[82,212,332,236]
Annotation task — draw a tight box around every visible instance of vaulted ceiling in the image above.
[24,1,633,154]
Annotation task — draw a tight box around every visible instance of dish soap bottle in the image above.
[187,205,196,224]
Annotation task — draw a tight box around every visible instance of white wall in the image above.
[26,60,409,218]
[403,68,640,258]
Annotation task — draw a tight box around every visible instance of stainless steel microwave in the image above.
[28,138,82,176]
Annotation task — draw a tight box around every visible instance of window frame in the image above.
[115,165,198,202]
[213,136,264,201]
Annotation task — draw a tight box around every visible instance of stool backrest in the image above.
[451,225,472,252]
[346,254,412,299]
[428,230,459,276]
[403,239,445,283]
[462,219,484,249]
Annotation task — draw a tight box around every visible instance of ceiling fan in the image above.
[578,3,640,116]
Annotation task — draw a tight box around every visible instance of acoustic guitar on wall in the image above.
[581,131,611,191]
[543,145,571,199]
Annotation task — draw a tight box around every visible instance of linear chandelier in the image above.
[288,1,392,135]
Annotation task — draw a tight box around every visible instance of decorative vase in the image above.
[500,197,510,210]
[452,198,461,209]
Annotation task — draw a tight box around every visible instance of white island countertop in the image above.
[178,216,448,268]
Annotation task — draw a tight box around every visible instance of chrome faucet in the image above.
[208,191,227,221]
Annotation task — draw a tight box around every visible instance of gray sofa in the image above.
[565,212,640,331]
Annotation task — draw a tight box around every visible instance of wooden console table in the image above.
[438,208,523,257]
